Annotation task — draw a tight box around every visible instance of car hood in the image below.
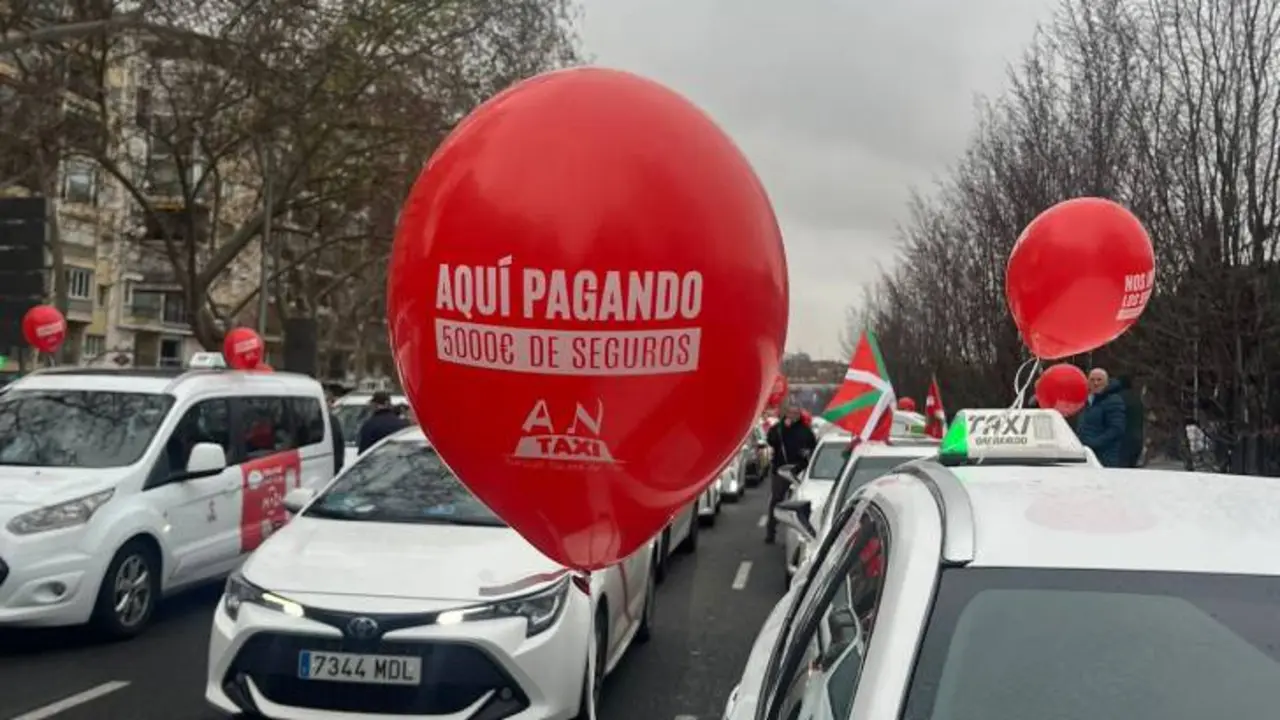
[243,516,564,602]
[0,466,123,512]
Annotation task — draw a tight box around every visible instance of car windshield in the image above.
[331,403,372,445]
[903,568,1280,720]
[0,389,173,468]
[807,440,852,480]
[829,454,917,511]
[305,440,505,526]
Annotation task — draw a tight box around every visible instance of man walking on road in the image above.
[1077,368,1128,467]
[764,404,817,544]
[357,391,411,454]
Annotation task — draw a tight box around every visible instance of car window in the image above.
[0,389,174,468]
[768,505,889,720]
[147,398,232,486]
[807,440,852,480]
[305,441,505,526]
[240,397,295,457]
[289,397,326,446]
[903,568,1280,720]
[825,455,917,525]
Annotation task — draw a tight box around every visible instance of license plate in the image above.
[297,650,422,685]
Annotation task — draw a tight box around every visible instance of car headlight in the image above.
[438,575,569,637]
[5,489,114,536]
[223,572,304,621]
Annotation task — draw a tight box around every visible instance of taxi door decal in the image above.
[240,449,302,552]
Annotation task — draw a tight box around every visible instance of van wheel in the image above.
[679,516,699,554]
[93,539,160,639]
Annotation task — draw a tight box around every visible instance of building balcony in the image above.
[67,297,93,321]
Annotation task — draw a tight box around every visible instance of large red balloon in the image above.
[223,327,264,370]
[766,373,789,410]
[1006,198,1155,359]
[1035,363,1089,417]
[387,67,788,571]
[22,305,66,353]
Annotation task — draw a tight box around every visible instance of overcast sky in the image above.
[579,0,1055,359]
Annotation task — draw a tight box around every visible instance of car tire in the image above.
[635,562,655,644]
[654,530,670,584]
[573,608,609,720]
[679,515,699,554]
[92,538,160,639]
[723,489,740,504]
[698,509,716,527]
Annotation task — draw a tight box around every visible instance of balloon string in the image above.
[1011,357,1041,409]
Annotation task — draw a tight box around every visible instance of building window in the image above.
[66,267,93,300]
[83,334,105,359]
[161,292,186,325]
[61,156,98,205]
[159,337,182,367]
[131,288,164,319]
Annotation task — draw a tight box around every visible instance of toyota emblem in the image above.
[346,616,379,639]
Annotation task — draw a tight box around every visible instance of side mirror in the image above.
[284,487,317,514]
[776,466,800,486]
[184,442,227,477]
[774,499,816,542]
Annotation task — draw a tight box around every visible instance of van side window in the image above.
[289,397,326,446]
[146,398,232,488]
[242,397,294,457]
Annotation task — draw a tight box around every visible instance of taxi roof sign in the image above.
[188,352,227,369]
[939,408,1088,465]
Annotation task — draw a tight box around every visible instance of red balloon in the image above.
[897,397,917,412]
[387,67,787,571]
[766,373,789,409]
[223,327,264,370]
[1034,363,1089,417]
[22,305,66,353]
[1006,198,1155,359]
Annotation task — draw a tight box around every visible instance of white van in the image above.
[0,366,336,637]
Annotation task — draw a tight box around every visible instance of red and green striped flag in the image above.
[821,330,896,441]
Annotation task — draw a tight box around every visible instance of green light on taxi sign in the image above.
[939,416,970,459]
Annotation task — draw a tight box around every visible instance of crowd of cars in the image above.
[7,363,1280,720]
[0,364,751,719]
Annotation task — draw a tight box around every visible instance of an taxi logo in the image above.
[512,398,615,463]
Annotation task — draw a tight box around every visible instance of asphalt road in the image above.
[0,487,787,720]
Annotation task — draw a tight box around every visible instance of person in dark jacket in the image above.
[357,391,410,454]
[329,410,346,475]
[1115,375,1145,467]
[764,404,818,543]
[1076,368,1128,467]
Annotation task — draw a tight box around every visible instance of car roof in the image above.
[9,367,324,398]
[853,442,938,458]
[940,465,1280,576]
[815,434,852,448]
[334,392,409,406]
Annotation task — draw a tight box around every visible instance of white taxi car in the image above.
[728,408,1156,720]
[0,366,335,637]
[206,427,655,720]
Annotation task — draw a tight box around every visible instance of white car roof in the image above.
[335,392,409,406]
[853,442,938,459]
[954,466,1280,576]
[10,367,325,399]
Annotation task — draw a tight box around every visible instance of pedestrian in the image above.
[1076,368,1127,467]
[1115,375,1145,467]
[764,403,817,544]
[356,391,411,454]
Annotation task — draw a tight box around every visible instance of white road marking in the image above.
[675,715,698,720]
[11,681,131,720]
[731,561,753,590]
[757,514,767,528]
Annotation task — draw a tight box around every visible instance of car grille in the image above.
[223,632,530,718]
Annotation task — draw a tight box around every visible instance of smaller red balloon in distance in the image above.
[766,373,789,410]
[223,327,264,370]
[1006,197,1155,360]
[897,397,917,412]
[22,305,66,353]
[1035,363,1089,417]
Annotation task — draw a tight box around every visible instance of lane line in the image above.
[731,561,752,590]
[675,715,698,720]
[757,514,767,528]
[11,681,131,720]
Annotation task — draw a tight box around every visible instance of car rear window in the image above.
[903,567,1280,720]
